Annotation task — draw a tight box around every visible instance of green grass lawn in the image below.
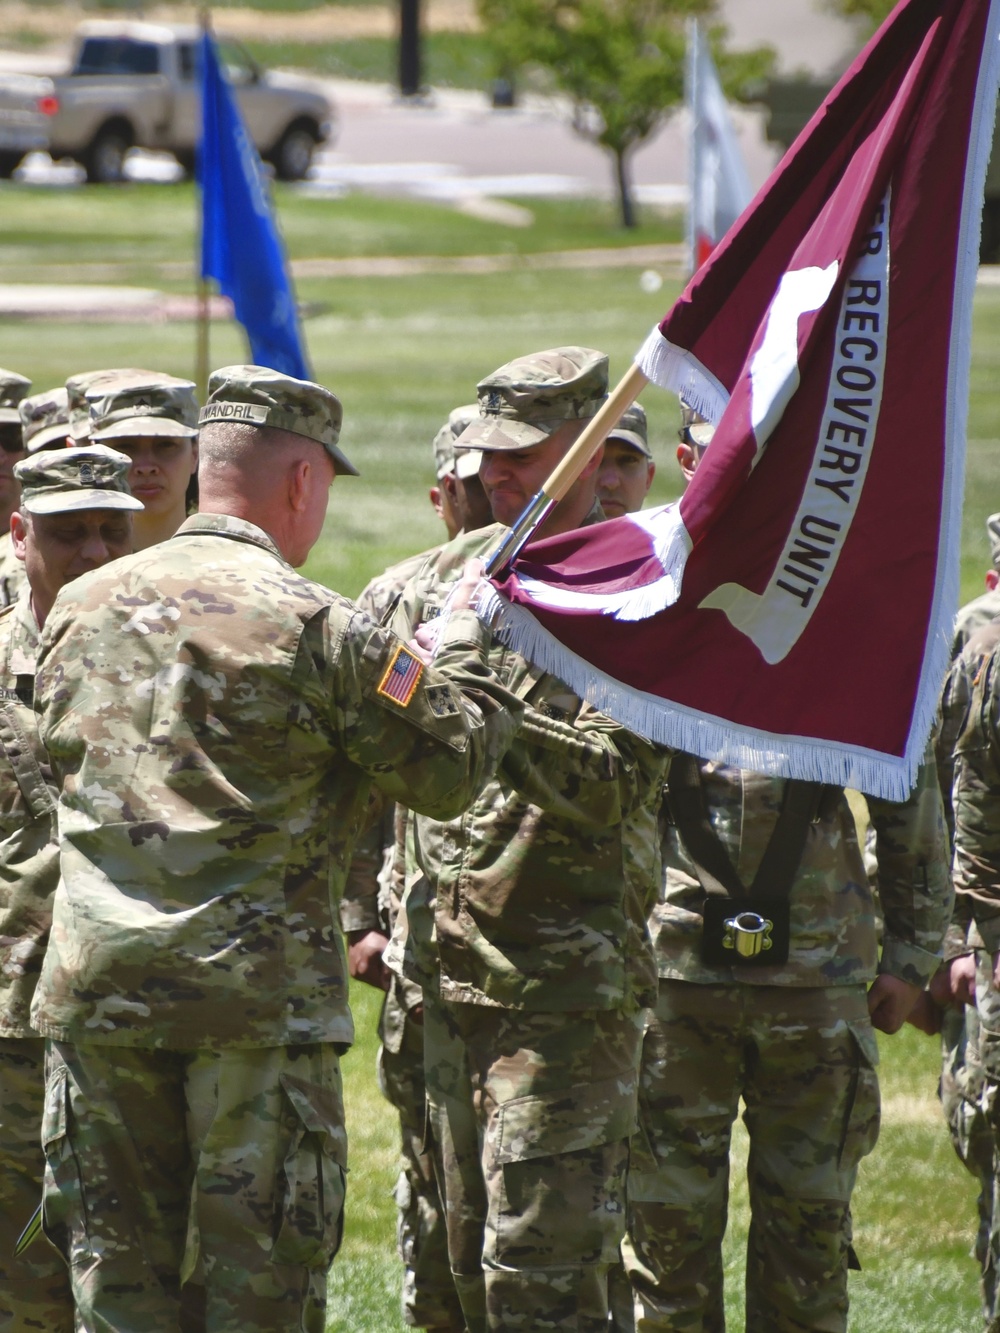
[0,179,996,1330]
[245,32,500,91]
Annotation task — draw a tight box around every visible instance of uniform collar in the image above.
[174,512,284,559]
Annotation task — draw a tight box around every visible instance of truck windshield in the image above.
[74,39,161,76]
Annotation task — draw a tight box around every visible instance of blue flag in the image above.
[198,31,310,379]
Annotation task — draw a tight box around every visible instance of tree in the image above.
[477,0,773,227]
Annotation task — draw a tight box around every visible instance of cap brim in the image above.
[454,417,553,453]
[22,490,144,515]
[0,408,21,425]
[325,442,359,477]
[606,429,651,458]
[454,448,483,480]
[26,425,72,454]
[92,417,197,441]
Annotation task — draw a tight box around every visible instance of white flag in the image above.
[687,20,753,273]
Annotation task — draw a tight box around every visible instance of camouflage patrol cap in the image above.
[0,368,31,427]
[988,513,1000,571]
[679,396,715,448]
[433,404,479,479]
[454,347,608,452]
[20,387,71,454]
[14,444,143,515]
[65,368,159,442]
[200,365,359,476]
[89,374,199,442]
[607,402,650,458]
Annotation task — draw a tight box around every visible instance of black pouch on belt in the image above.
[701,896,791,967]
[666,754,838,969]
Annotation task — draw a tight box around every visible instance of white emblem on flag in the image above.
[701,192,890,663]
[749,261,840,457]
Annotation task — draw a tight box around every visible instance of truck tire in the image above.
[173,149,196,179]
[83,124,131,184]
[270,120,318,182]
[0,151,24,179]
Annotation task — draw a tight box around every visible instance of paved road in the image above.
[0,0,864,205]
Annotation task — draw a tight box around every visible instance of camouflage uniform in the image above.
[932,514,1000,1330]
[949,592,1000,1333]
[29,367,522,1333]
[342,548,464,1333]
[611,405,949,1332]
[340,403,482,1331]
[0,445,141,1332]
[0,589,71,1330]
[618,753,949,1333]
[386,348,669,1333]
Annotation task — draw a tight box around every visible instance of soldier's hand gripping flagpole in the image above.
[484,362,648,579]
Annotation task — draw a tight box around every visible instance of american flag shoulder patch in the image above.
[377,644,424,707]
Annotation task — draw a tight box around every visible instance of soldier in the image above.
[29,365,522,1333]
[83,372,200,550]
[595,403,656,518]
[0,385,74,611]
[343,402,488,1333]
[952,512,1000,654]
[430,404,491,541]
[952,599,1000,1333]
[0,368,33,609]
[618,401,952,1333]
[20,387,73,457]
[910,518,1000,1330]
[386,347,669,1333]
[63,367,159,445]
[0,443,141,1331]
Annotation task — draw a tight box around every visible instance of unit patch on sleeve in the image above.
[377,643,424,707]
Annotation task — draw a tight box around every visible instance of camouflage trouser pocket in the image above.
[489,1075,635,1269]
[272,1073,347,1270]
[837,1020,881,1172]
[40,1060,91,1264]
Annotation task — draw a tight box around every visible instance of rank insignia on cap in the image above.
[377,644,424,707]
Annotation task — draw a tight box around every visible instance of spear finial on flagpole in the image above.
[484,362,648,579]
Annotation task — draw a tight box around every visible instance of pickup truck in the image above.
[27,20,334,184]
[0,74,56,178]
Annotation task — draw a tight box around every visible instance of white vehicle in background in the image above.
[0,74,56,178]
[16,20,334,184]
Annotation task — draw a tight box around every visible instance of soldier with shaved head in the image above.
[29,365,522,1332]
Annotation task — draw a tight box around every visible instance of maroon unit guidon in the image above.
[481,0,1000,800]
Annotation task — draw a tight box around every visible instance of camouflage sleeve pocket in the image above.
[273,1073,348,1270]
[837,1021,881,1171]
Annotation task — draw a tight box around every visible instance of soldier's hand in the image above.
[904,990,943,1036]
[347,929,392,991]
[867,973,922,1034]
[947,953,977,1007]
[451,557,487,613]
[413,559,488,657]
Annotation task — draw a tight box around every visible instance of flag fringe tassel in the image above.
[477,583,919,801]
[635,325,729,424]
